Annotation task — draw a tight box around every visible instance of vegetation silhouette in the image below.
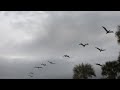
[101,61,120,79]
[115,25,120,44]
[102,26,114,34]
[73,63,96,79]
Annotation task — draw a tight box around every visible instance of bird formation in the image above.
[27,26,114,78]
[27,61,56,78]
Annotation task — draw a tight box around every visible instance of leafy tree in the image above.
[116,25,120,44]
[117,52,120,63]
[115,25,120,78]
[73,63,96,79]
[101,61,120,79]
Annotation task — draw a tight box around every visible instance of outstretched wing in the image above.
[68,56,70,58]
[85,43,89,46]
[102,49,106,51]
[102,26,108,32]
[96,63,102,66]
[95,47,100,51]
[65,55,70,58]
[48,61,53,64]
[79,43,83,46]
[109,31,114,33]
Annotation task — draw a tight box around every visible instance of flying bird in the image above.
[34,67,43,69]
[95,47,106,52]
[48,61,56,64]
[102,26,114,34]
[41,64,46,66]
[79,43,89,47]
[64,55,70,58]
[96,63,103,67]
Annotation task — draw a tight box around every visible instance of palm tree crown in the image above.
[73,63,96,79]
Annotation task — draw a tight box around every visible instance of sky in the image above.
[0,11,120,79]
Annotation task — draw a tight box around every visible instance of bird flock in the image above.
[27,26,114,78]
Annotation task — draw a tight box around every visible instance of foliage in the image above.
[101,61,120,79]
[115,25,120,44]
[73,63,96,79]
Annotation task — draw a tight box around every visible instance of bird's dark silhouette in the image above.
[96,63,103,67]
[64,55,70,58]
[102,26,114,34]
[41,64,46,66]
[95,47,106,52]
[79,43,89,47]
[48,61,56,64]
[34,67,43,69]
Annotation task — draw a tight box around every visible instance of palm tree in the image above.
[117,52,120,63]
[115,25,120,44]
[101,61,120,79]
[115,25,120,79]
[73,63,96,79]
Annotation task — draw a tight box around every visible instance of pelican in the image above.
[79,43,89,47]
[48,61,55,64]
[41,64,46,66]
[34,67,43,69]
[102,26,114,34]
[64,55,70,58]
[96,63,103,67]
[95,47,106,52]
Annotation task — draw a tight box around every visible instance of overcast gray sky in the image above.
[0,11,120,79]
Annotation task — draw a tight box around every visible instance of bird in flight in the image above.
[64,55,70,58]
[34,67,43,69]
[95,47,106,52]
[79,43,89,47]
[102,26,114,34]
[96,63,103,67]
[48,61,56,64]
[41,64,46,66]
